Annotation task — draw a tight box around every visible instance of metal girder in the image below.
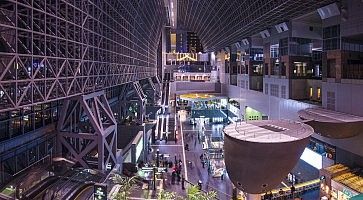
[57,91,117,171]
[140,77,161,105]
[117,81,147,124]
[177,0,338,51]
[0,0,166,112]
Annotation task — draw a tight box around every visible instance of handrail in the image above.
[64,181,95,200]
[21,176,59,200]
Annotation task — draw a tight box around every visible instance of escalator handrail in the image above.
[21,176,59,200]
[65,181,95,200]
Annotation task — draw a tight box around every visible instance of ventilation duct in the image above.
[242,39,250,46]
[275,22,289,33]
[317,3,340,19]
[260,30,271,38]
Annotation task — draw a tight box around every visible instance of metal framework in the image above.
[140,77,160,105]
[0,0,165,112]
[177,0,338,51]
[57,91,116,170]
[117,81,147,124]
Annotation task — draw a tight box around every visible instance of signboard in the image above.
[94,183,107,200]
[342,188,356,198]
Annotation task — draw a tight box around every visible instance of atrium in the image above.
[0,0,363,200]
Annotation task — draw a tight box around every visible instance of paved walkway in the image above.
[131,109,233,199]
[179,111,233,200]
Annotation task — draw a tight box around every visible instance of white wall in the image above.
[322,82,363,116]
[263,76,290,98]
[237,74,249,89]
[224,83,363,158]
[222,84,315,120]
[291,21,323,40]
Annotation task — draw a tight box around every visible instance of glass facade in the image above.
[0,133,56,186]
[323,25,341,51]
[0,101,60,142]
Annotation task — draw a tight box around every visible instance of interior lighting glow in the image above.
[300,148,322,169]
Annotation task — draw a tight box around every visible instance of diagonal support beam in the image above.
[57,91,117,171]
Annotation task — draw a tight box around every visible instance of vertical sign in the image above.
[94,183,107,200]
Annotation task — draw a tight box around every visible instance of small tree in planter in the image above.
[110,174,139,200]
[187,185,217,200]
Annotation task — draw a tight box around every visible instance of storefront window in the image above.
[0,121,10,141]
[10,118,22,137]
[317,88,321,100]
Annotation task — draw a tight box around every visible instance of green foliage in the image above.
[187,185,217,200]
[110,174,139,200]
[158,190,176,200]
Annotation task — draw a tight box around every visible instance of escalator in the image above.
[67,182,94,200]
[22,168,104,200]
[21,176,59,200]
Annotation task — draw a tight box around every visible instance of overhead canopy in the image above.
[177,0,336,51]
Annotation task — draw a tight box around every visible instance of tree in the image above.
[187,185,217,200]
[158,190,185,200]
[187,185,201,200]
[158,190,176,200]
[110,174,139,200]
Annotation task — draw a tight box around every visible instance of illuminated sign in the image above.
[300,148,322,169]
[342,188,356,198]
[94,183,107,200]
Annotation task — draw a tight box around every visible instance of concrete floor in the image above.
[131,79,320,200]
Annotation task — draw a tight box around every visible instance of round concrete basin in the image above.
[223,120,313,194]
[298,108,363,139]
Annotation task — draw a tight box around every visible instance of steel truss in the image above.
[140,77,161,105]
[117,81,147,124]
[57,90,116,170]
[177,0,337,51]
[0,0,165,112]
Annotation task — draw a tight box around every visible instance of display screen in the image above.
[300,148,322,169]
[94,183,107,200]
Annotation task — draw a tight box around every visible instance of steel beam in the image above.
[57,91,117,171]
[0,0,165,112]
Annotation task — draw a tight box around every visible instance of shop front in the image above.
[330,180,359,200]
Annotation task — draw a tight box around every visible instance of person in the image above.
[185,143,189,151]
[202,160,205,168]
[171,171,176,184]
[177,173,181,182]
[197,180,202,190]
[174,136,177,144]
[181,174,185,190]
